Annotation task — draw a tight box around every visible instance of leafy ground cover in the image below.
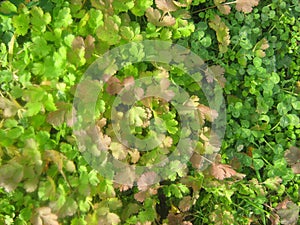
[0,0,299,224]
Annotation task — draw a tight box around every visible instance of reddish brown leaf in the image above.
[106,76,123,95]
[179,196,192,212]
[236,0,260,13]
[190,152,204,169]
[134,190,147,202]
[270,212,280,225]
[46,102,72,127]
[137,171,158,191]
[276,200,299,225]
[84,35,95,59]
[214,0,231,15]
[210,163,237,180]
[72,36,84,50]
[197,104,218,122]
[155,0,178,12]
[284,146,300,174]
[146,8,176,27]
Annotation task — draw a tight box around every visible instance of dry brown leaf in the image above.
[159,15,176,26]
[214,0,231,15]
[155,0,178,12]
[198,104,218,122]
[276,200,299,225]
[284,146,300,174]
[137,171,158,191]
[31,207,59,225]
[146,7,176,27]
[134,190,147,202]
[236,0,260,13]
[84,35,95,59]
[210,163,237,180]
[178,196,192,212]
[190,152,204,169]
[270,212,280,225]
[106,76,123,95]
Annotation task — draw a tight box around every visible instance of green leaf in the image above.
[12,11,30,36]
[253,158,264,170]
[292,101,300,110]
[280,114,300,128]
[96,16,121,45]
[30,36,51,58]
[53,7,72,28]
[71,218,87,225]
[128,106,147,127]
[131,0,153,16]
[25,102,43,117]
[30,6,51,34]
[0,1,17,14]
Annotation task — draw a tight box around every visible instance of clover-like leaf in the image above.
[236,0,260,13]
[209,15,230,53]
[31,207,59,225]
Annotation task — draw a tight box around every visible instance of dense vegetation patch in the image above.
[0,0,299,224]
